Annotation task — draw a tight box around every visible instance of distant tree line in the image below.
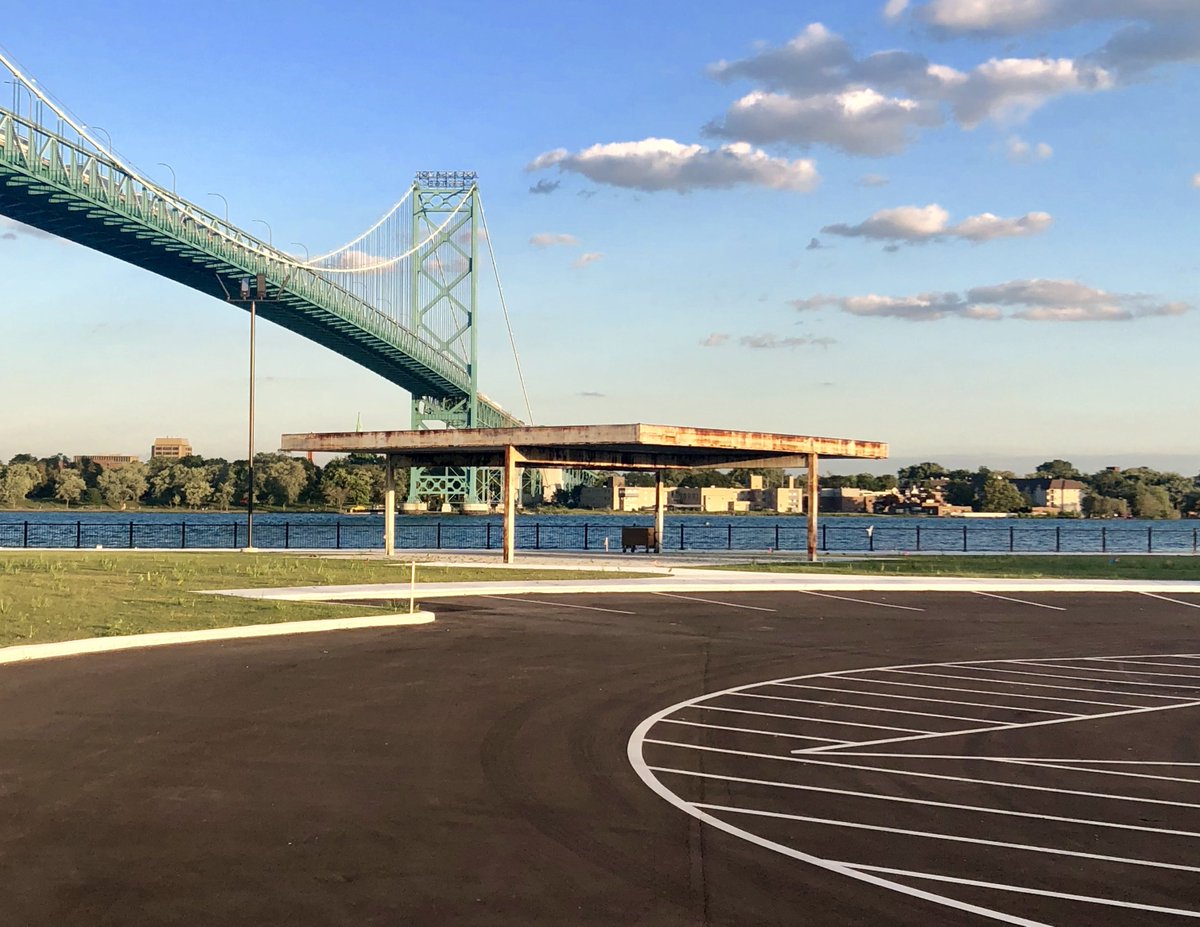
[0,452,405,511]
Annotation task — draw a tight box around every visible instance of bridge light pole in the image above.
[89,125,112,154]
[207,192,229,225]
[156,162,176,195]
[226,272,268,551]
[289,241,310,263]
[252,218,273,247]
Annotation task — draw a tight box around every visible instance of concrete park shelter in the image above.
[281,424,888,563]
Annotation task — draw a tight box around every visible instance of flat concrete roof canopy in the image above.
[280,423,888,563]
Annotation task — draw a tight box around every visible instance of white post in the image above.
[654,470,665,554]
[384,455,396,557]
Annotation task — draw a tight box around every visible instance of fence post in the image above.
[584,524,589,550]
[1194,527,1197,554]
[535,524,541,550]
[336,522,342,550]
[284,523,290,549]
[727,525,733,550]
[23,521,29,548]
[1148,526,1153,553]
[679,524,685,550]
[774,524,780,549]
[76,521,81,549]
[1101,526,1107,553]
[963,524,968,552]
[1008,525,1013,552]
[436,523,441,550]
[915,525,920,551]
[128,521,134,548]
[233,523,239,548]
[821,523,827,551]
[486,523,492,549]
[181,522,186,549]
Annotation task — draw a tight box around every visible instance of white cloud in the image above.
[529,232,579,247]
[572,252,604,269]
[915,1,1200,36]
[821,203,1052,244]
[739,334,836,348]
[526,137,819,193]
[714,87,942,156]
[949,56,1113,126]
[794,278,1190,322]
[701,333,730,347]
[1193,172,1200,188]
[883,0,910,21]
[1007,136,1054,161]
[859,173,890,186]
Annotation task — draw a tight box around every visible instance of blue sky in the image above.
[2,0,1198,474]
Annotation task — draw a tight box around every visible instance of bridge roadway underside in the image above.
[281,423,889,563]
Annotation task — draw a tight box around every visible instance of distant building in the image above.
[1011,478,1086,514]
[73,454,139,469]
[578,475,675,512]
[151,437,193,459]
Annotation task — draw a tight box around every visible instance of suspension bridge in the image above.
[0,47,534,505]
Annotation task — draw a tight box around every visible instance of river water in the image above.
[0,511,1196,554]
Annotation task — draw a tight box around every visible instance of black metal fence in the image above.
[1,520,1199,554]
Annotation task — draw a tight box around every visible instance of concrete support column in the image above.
[807,453,819,563]
[384,454,396,557]
[654,469,665,554]
[502,445,524,564]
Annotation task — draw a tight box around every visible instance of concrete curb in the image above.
[0,612,435,666]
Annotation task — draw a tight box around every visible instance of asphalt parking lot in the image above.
[1,589,1199,926]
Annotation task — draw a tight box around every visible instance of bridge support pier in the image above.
[502,445,525,564]
[807,453,819,563]
[384,455,397,556]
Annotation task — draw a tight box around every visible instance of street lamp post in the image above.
[232,273,269,550]
[290,241,310,263]
[252,218,273,247]
[157,162,176,195]
[89,125,112,154]
[207,192,229,225]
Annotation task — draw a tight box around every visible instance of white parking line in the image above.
[972,591,1066,611]
[693,802,1200,874]
[1089,657,1200,670]
[841,864,1200,920]
[798,590,925,612]
[478,595,636,615]
[732,690,1005,725]
[830,675,1141,709]
[1140,592,1200,609]
[772,682,1075,716]
[651,591,776,612]
[685,705,848,742]
[872,669,1183,701]
[654,766,1200,838]
[1008,661,1200,680]
[659,719,845,743]
[955,664,1200,692]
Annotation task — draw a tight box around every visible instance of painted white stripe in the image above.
[884,668,1186,701]
[733,690,1007,725]
[772,682,1075,716]
[683,704,851,741]
[1001,758,1200,786]
[1005,661,1200,681]
[694,802,1200,875]
[972,591,1066,611]
[478,595,635,615]
[1139,591,1200,609]
[798,698,1200,755]
[715,697,928,734]
[659,719,846,743]
[652,766,1200,838]
[1090,657,1200,670]
[642,740,1200,810]
[830,675,1140,709]
[799,590,924,612]
[813,751,1200,785]
[842,864,1200,920]
[651,591,776,612]
[970,663,1200,690]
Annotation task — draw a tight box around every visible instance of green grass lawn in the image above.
[0,552,651,647]
[714,555,1200,581]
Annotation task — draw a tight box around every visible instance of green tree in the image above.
[898,462,947,487]
[54,471,86,508]
[1084,494,1130,518]
[97,462,148,509]
[180,468,214,509]
[321,468,372,509]
[1034,459,1081,480]
[1132,484,1177,519]
[260,454,308,507]
[0,462,42,507]
[978,476,1025,513]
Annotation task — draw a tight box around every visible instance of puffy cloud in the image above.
[529,232,579,247]
[883,0,910,21]
[572,252,604,269]
[948,56,1113,126]
[805,237,826,250]
[528,179,560,195]
[701,333,730,347]
[859,173,890,186]
[712,87,941,156]
[526,137,819,193]
[739,334,836,348]
[915,1,1200,36]
[793,278,1190,322]
[821,203,1052,244]
[1007,136,1054,161]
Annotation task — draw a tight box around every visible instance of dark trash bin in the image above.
[621,527,657,553]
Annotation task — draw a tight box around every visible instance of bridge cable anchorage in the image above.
[478,193,535,425]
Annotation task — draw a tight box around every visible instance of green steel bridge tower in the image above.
[0,49,526,507]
